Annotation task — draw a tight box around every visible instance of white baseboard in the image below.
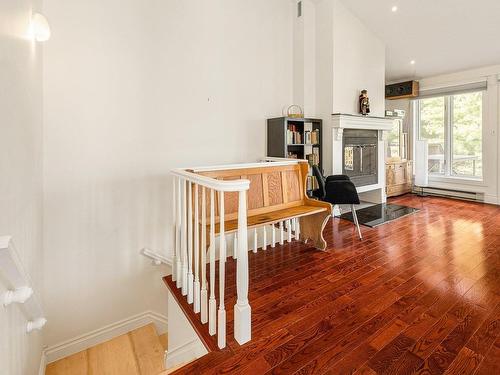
[38,351,46,375]
[165,338,207,370]
[484,194,499,205]
[44,310,168,364]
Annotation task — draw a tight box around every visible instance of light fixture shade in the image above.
[32,13,51,42]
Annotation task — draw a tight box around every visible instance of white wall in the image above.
[166,290,207,368]
[331,0,385,117]
[295,0,385,174]
[0,1,44,374]
[42,0,293,349]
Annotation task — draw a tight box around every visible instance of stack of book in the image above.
[306,147,320,167]
[286,125,303,144]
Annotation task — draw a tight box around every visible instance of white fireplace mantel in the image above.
[332,113,394,140]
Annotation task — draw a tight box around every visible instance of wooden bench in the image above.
[191,160,332,250]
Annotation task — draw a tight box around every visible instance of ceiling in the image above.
[340,0,500,82]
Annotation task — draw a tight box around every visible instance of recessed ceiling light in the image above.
[391,6,398,12]
[410,60,416,65]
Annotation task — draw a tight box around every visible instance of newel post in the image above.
[234,189,251,345]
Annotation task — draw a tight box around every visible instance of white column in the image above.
[233,234,238,259]
[187,182,194,304]
[172,177,177,282]
[262,226,267,250]
[193,184,201,313]
[253,228,258,253]
[279,221,284,245]
[181,179,188,295]
[234,190,251,345]
[295,218,300,240]
[209,189,216,335]
[200,187,208,324]
[218,191,226,348]
[176,178,182,288]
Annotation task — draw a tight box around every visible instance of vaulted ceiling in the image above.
[340,0,500,82]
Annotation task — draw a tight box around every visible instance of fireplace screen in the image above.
[344,146,354,171]
[343,129,378,187]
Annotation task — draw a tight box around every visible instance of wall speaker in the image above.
[385,80,419,100]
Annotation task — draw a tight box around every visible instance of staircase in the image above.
[45,324,167,375]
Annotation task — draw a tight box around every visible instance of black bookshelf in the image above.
[267,117,322,192]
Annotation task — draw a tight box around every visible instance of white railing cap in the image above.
[172,168,250,192]
[172,158,307,192]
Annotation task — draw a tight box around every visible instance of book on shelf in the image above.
[311,129,319,145]
[286,124,303,144]
[306,175,319,191]
[287,152,299,159]
[306,147,320,167]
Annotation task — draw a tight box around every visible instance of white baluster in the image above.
[279,221,284,245]
[233,234,238,259]
[181,179,188,295]
[200,187,208,324]
[262,226,267,250]
[187,182,194,304]
[253,228,258,253]
[172,177,177,282]
[295,218,300,240]
[218,191,226,348]
[194,184,201,313]
[271,224,276,248]
[176,178,182,288]
[209,189,217,335]
[234,189,251,345]
[287,219,292,243]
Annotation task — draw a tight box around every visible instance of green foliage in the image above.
[419,92,482,177]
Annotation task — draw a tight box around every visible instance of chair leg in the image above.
[351,204,363,240]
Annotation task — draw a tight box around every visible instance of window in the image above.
[416,91,483,179]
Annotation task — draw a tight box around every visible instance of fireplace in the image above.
[330,114,394,204]
[342,129,378,187]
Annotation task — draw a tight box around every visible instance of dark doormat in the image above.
[340,203,419,227]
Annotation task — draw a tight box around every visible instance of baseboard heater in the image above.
[413,186,484,202]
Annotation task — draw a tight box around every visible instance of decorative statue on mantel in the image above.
[359,89,370,116]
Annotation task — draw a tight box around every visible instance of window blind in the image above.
[418,81,487,99]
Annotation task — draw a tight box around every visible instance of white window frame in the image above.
[414,90,485,182]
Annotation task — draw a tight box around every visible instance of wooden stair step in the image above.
[45,323,165,375]
[130,324,166,375]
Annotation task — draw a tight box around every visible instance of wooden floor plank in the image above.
[129,324,165,375]
[163,195,500,375]
[87,333,140,375]
[45,351,88,375]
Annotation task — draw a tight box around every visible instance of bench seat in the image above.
[193,160,332,250]
[215,204,328,234]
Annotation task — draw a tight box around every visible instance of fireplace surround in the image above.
[343,129,378,187]
[327,113,394,204]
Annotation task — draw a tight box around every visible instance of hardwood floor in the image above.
[165,195,500,375]
[45,324,165,375]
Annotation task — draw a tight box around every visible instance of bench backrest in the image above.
[192,161,309,222]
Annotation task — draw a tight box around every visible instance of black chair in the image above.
[311,165,362,239]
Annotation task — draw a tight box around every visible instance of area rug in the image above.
[340,203,419,228]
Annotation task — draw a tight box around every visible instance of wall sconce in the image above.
[31,13,51,42]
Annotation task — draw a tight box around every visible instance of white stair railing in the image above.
[171,168,251,348]
[0,236,46,333]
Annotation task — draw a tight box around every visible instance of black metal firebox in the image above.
[342,129,378,187]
